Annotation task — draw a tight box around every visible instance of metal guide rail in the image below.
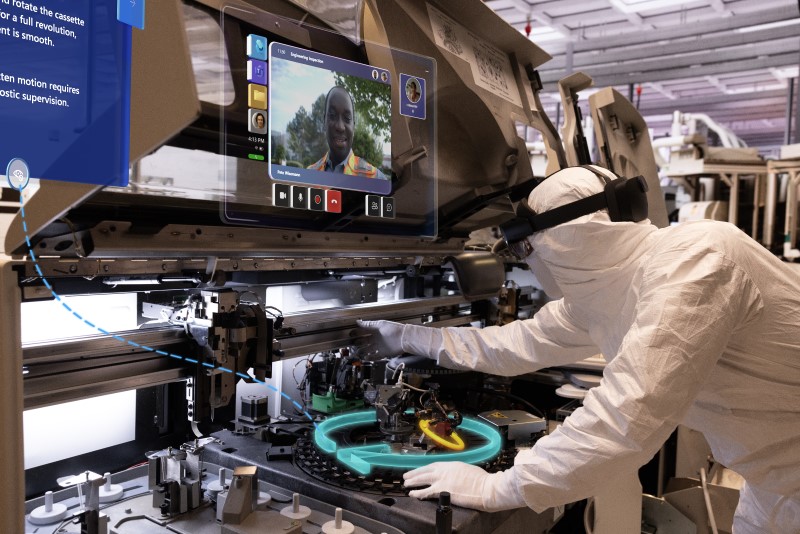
[21,296,476,408]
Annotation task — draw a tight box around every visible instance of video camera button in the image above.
[272,183,291,207]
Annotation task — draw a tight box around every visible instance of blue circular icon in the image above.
[6,158,30,191]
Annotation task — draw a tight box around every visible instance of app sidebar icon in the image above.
[248,84,267,110]
[247,59,267,85]
[248,109,268,134]
[247,35,268,60]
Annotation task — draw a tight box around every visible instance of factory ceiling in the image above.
[486,0,800,154]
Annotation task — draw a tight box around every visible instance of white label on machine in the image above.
[427,4,522,107]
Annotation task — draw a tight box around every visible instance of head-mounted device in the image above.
[499,166,649,260]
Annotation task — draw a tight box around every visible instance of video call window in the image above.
[268,42,392,196]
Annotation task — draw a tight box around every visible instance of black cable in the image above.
[468,387,546,420]
[269,419,315,425]
[262,305,284,318]
[100,490,153,510]
[51,516,78,534]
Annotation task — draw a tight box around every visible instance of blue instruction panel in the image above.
[0,0,132,188]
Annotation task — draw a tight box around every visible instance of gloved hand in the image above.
[354,320,406,360]
[403,462,526,512]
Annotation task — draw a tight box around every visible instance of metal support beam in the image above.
[541,40,798,84]
[645,83,677,101]
[544,20,800,71]
[637,89,786,116]
[546,52,798,90]
[544,6,798,55]
[565,40,574,75]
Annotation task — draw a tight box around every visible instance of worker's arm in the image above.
[360,298,598,376]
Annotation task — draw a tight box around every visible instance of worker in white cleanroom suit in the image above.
[359,166,800,533]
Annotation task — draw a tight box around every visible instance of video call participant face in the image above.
[406,79,420,103]
[325,87,354,165]
[255,113,265,129]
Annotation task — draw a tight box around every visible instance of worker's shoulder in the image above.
[658,220,746,250]
[649,220,755,269]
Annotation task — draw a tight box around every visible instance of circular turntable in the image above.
[294,409,513,496]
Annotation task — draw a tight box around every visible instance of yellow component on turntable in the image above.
[418,419,465,451]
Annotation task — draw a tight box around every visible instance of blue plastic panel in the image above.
[0,0,131,188]
[117,0,145,30]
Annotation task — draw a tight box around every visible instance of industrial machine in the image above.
[0,1,667,533]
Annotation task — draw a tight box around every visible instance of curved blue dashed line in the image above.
[18,195,319,429]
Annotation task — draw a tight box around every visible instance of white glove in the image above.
[355,320,406,359]
[403,462,526,512]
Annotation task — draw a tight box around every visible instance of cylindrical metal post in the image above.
[785,77,795,146]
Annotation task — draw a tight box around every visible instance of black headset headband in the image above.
[501,166,649,243]
[525,188,607,232]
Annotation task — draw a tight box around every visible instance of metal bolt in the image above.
[69,264,77,274]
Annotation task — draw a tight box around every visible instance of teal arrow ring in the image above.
[313,409,502,475]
